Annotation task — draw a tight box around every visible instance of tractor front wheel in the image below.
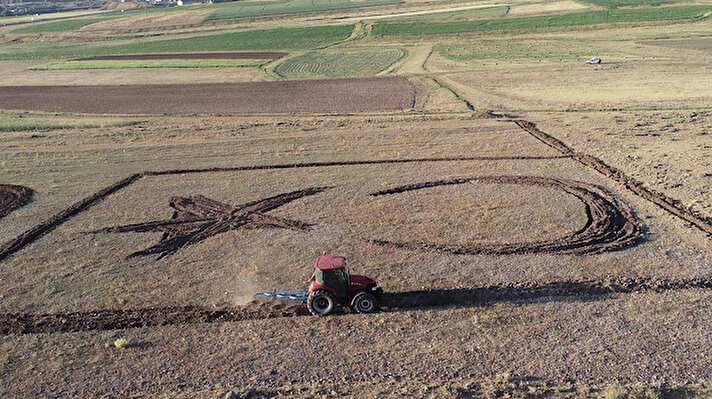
[307,290,336,316]
[352,292,378,314]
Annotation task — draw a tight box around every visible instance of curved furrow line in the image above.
[369,175,643,255]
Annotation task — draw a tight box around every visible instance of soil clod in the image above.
[0,184,32,220]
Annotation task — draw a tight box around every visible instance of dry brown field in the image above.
[2,113,712,397]
[2,1,712,397]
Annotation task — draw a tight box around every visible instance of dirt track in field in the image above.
[0,77,416,115]
[0,184,32,219]
[370,175,642,255]
[75,52,288,61]
[3,276,711,335]
[515,120,712,236]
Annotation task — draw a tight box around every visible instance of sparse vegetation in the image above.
[0,112,138,132]
[113,338,128,349]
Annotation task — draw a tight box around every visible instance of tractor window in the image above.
[322,269,349,298]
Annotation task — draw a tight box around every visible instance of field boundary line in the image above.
[514,120,712,236]
[0,154,569,262]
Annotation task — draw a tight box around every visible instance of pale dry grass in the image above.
[0,61,270,86]
[80,9,212,31]
[508,0,593,16]
[444,61,712,111]
[533,110,712,219]
[410,75,472,112]
[393,44,432,74]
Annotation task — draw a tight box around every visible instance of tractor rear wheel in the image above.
[307,290,336,316]
[352,292,378,313]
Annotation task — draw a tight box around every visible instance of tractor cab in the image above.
[312,256,350,298]
[307,255,381,316]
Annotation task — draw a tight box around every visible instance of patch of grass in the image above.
[10,17,113,33]
[30,58,269,70]
[0,112,139,132]
[372,5,712,36]
[0,25,353,60]
[273,48,405,79]
[113,338,128,349]
[206,0,402,21]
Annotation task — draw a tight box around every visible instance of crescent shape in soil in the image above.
[368,175,643,255]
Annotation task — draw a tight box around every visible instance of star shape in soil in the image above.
[91,187,329,259]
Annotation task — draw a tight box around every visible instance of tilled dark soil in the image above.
[0,184,32,219]
[515,120,712,236]
[370,175,642,255]
[0,301,306,335]
[0,77,416,115]
[75,52,288,61]
[2,277,710,335]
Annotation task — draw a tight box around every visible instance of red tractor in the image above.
[307,255,382,316]
[254,255,382,316]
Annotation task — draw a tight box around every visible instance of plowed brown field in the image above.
[0,77,416,115]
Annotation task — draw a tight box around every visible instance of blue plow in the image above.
[254,289,308,303]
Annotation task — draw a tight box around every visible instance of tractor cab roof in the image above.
[315,255,345,271]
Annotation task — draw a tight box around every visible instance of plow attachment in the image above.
[254,289,308,303]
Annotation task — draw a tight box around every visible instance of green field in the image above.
[372,5,712,36]
[273,48,405,78]
[0,112,138,132]
[10,17,113,33]
[0,25,352,60]
[206,0,402,21]
[29,58,269,70]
